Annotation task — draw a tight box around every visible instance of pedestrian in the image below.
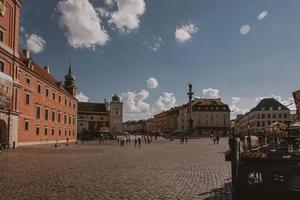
[138,137,141,147]
[134,137,137,147]
[216,134,220,144]
[121,139,125,146]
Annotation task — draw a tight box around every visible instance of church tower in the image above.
[64,61,77,97]
[109,95,123,135]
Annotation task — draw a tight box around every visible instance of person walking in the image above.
[138,137,141,147]
[216,133,220,144]
[134,137,137,147]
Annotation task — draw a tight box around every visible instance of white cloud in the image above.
[202,88,219,99]
[76,92,89,102]
[108,0,146,32]
[146,36,163,52]
[232,97,241,104]
[257,11,268,20]
[175,23,198,43]
[95,7,111,18]
[121,89,150,113]
[57,0,109,49]
[240,25,251,35]
[152,92,176,114]
[146,77,158,89]
[25,34,46,54]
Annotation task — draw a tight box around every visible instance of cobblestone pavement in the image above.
[0,138,232,200]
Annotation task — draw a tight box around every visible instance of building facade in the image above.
[178,98,231,135]
[77,95,123,135]
[0,0,77,147]
[234,98,290,135]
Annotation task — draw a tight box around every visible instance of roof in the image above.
[253,98,289,111]
[19,53,76,99]
[192,98,230,112]
[78,102,107,113]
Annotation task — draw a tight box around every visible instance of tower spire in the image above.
[68,58,72,75]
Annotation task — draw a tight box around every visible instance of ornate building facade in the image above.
[0,0,77,147]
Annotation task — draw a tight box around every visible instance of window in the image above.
[278,106,282,111]
[69,101,71,107]
[115,111,118,115]
[257,121,260,127]
[73,103,75,109]
[0,60,4,72]
[24,121,29,131]
[262,121,265,127]
[65,99,67,105]
[279,113,282,118]
[69,116,71,124]
[0,30,3,42]
[65,130,67,136]
[73,131,75,136]
[25,93,30,105]
[36,106,41,119]
[270,106,273,111]
[52,92,55,100]
[267,114,271,119]
[36,127,40,135]
[46,88,49,97]
[45,108,49,120]
[64,114,67,124]
[37,84,41,93]
[261,107,265,111]
[268,121,271,125]
[69,130,71,136]
[52,111,55,122]
[44,127,48,135]
[59,129,61,136]
[51,129,55,136]
[262,114,265,119]
[58,113,61,123]
[91,116,94,120]
[284,113,288,118]
[100,117,103,120]
[59,96,61,103]
[272,114,277,119]
[73,117,75,125]
[26,77,31,84]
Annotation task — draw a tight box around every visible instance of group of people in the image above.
[118,135,153,147]
[180,135,188,144]
[211,132,220,144]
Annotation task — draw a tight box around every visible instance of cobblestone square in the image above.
[0,138,231,200]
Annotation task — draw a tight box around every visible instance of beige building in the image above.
[234,98,290,135]
[77,95,123,135]
[178,98,231,135]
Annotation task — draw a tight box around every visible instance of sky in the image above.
[20,0,300,121]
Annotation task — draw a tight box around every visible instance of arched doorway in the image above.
[0,120,7,144]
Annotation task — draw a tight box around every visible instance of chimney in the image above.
[22,49,30,59]
[43,66,50,74]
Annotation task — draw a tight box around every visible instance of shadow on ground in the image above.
[197,181,232,200]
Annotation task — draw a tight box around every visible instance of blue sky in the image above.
[21,0,300,120]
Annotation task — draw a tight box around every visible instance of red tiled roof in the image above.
[19,53,72,97]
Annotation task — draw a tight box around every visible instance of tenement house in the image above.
[234,98,290,135]
[178,98,231,135]
[0,0,77,147]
